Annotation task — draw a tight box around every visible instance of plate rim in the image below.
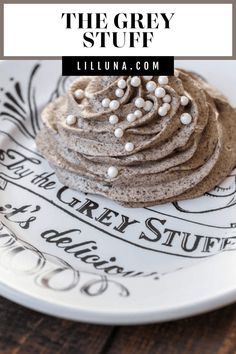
[0,59,236,325]
[1,275,236,325]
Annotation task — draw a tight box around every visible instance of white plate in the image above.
[0,60,236,325]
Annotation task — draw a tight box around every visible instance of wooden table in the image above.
[0,297,236,354]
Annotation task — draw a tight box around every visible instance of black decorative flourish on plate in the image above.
[0,176,7,191]
[0,64,41,140]
[173,169,236,214]
[0,221,130,298]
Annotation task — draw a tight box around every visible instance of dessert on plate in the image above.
[36,71,236,207]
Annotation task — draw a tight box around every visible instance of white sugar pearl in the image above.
[115,88,124,98]
[66,114,76,126]
[158,106,168,117]
[125,142,134,152]
[127,113,136,123]
[74,89,84,100]
[163,103,171,111]
[155,87,166,98]
[109,115,119,124]
[135,97,145,108]
[174,70,179,77]
[109,100,120,111]
[131,76,141,87]
[134,110,143,118]
[163,94,171,103]
[158,76,169,85]
[143,76,153,81]
[180,95,189,106]
[114,127,124,138]
[107,166,118,179]
[102,98,110,108]
[117,79,126,89]
[144,100,153,112]
[146,81,157,92]
[180,113,192,125]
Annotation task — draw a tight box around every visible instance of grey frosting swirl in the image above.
[36,70,236,207]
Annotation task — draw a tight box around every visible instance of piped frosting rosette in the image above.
[36,71,236,207]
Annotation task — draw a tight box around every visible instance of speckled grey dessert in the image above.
[36,71,236,207]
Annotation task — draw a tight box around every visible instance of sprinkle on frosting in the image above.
[127,113,136,123]
[158,106,168,117]
[109,114,119,124]
[102,98,110,108]
[74,89,84,100]
[107,166,118,178]
[163,94,171,103]
[134,110,143,118]
[144,100,153,112]
[174,69,179,77]
[143,76,153,81]
[180,113,192,125]
[109,100,120,110]
[155,87,166,98]
[125,142,134,152]
[66,114,77,126]
[158,76,169,85]
[115,88,124,98]
[131,76,141,87]
[117,79,127,89]
[146,81,157,92]
[180,95,189,106]
[114,127,124,138]
[135,97,145,108]
[162,103,171,111]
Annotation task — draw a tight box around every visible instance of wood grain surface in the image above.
[0,297,236,354]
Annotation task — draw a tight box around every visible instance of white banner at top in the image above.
[3,3,233,57]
